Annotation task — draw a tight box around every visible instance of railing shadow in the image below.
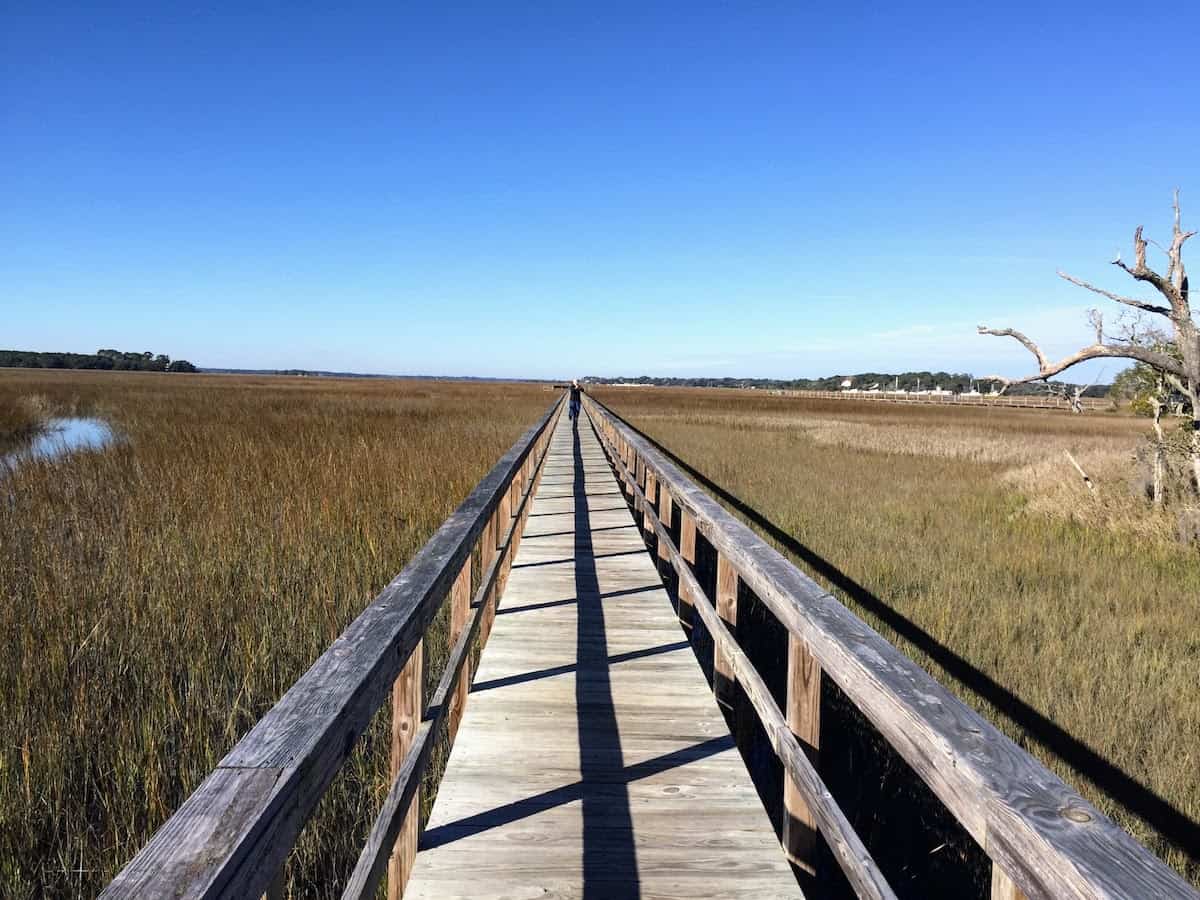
[602,405,1200,863]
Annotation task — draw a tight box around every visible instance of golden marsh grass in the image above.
[0,369,552,898]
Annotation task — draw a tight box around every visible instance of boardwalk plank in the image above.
[406,413,799,899]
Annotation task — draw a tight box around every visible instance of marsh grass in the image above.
[0,393,47,453]
[597,387,1200,887]
[0,369,552,898]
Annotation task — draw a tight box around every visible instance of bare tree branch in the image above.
[1167,187,1196,302]
[1057,270,1172,316]
[975,327,1049,370]
[976,325,1186,385]
[1113,222,1188,315]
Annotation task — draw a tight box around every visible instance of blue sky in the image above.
[3,2,1198,380]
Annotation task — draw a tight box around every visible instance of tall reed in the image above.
[0,369,553,898]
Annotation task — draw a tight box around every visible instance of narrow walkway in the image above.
[406,411,799,899]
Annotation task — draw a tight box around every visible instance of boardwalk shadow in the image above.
[603,406,1200,867]
[419,734,734,851]
[470,639,687,693]
[572,416,641,897]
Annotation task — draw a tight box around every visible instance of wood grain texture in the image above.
[643,470,657,533]
[388,640,423,900]
[680,510,696,564]
[992,863,1029,900]
[784,634,821,873]
[657,488,672,561]
[101,398,564,900]
[405,413,798,899]
[584,396,1198,900]
[714,555,738,709]
[448,560,472,743]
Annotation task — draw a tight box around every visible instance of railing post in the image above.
[657,487,672,562]
[480,515,496,643]
[714,555,738,708]
[642,470,657,535]
[680,510,696,564]
[783,634,821,875]
[447,559,472,742]
[387,640,422,900]
[990,865,1028,900]
[677,510,697,629]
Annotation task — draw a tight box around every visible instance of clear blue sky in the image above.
[3,2,1198,380]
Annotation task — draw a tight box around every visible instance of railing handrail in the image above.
[584,394,1196,900]
[102,395,565,899]
[769,388,1110,410]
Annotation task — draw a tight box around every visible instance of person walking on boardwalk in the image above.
[568,380,582,423]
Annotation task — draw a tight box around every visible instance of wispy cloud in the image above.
[630,305,1122,380]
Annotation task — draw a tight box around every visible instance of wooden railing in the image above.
[767,388,1111,411]
[101,395,564,900]
[583,394,1196,900]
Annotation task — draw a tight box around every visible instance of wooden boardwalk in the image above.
[406,412,799,899]
[103,395,1198,900]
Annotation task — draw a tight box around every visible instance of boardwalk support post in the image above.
[387,640,422,900]
[784,634,821,874]
[677,510,697,629]
[714,555,738,709]
[447,559,472,742]
[657,487,672,562]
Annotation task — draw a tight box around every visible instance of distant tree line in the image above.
[0,349,198,372]
[584,371,1110,397]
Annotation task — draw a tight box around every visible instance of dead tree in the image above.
[1039,378,1098,414]
[1149,372,1168,505]
[979,190,1200,496]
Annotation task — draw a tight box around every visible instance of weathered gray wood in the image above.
[585,395,1198,900]
[405,415,797,899]
[102,398,564,900]
[598,418,898,900]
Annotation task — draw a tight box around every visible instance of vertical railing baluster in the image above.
[991,865,1028,900]
[642,470,657,535]
[480,513,496,643]
[677,511,697,629]
[714,555,738,708]
[657,487,672,563]
[387,639,422,900]
[447,559,472,742]
[784,634,821,875]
